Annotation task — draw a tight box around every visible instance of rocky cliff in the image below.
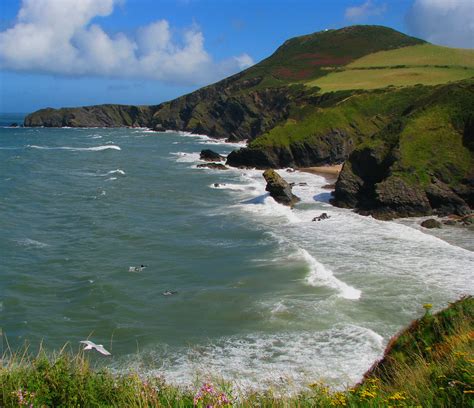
[331,81,474,219]
[23,25,474,218]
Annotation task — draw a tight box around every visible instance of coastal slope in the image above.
[24,25,474,218]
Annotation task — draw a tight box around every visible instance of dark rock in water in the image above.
[443,219,457,226]
[263,169,300,207]
[286,168,296,173]
[200,149,224,162]
[154,123,165,131]
[322,183,335,190]
[197,163,228,170]
[312,213,331,222]
[421,219,442,229]
[298,182,308,186]
[9,123,19,127]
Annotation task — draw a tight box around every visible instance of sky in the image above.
[0,0,473,113]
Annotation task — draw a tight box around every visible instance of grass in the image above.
[1,297,472,407]
[306,43,474,93]
[307,66,474,93]
[396,105,473,186]
[249,86,432,149]
[240,25,425,86]
[348,44,474,69]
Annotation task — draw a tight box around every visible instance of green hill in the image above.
[24,25,474,218]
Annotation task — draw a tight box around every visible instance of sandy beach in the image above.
[297,164,343,180]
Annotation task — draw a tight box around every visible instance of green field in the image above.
[348,44,474,68]
[308,66,474,93]
[306,43,474,92]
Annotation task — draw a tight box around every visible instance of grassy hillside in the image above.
[306,43,474,92]
[242,25,425,85]
[1,297,472,407]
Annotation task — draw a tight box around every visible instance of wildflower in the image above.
[422,303,433,310]
[360,389,377,399]
[330,392,347,406]
[388,392,406,401]
[217,393,230,405]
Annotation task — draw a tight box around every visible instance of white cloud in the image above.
[345,0,387,21]
[0,0,254,85]
[407,0,474,48]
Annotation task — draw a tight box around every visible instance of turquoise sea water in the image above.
[1,114,473,392]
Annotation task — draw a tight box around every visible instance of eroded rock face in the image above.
[263,169,300,207]
[332,144,472,219]
[226,131,353,169]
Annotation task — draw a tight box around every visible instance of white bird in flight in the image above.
[80,340,111,356]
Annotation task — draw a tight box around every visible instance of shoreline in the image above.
[297,164,342,181]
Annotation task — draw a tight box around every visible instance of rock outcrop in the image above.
[421,219,442,228]
[196,163,228,170]
[263,169,300,207]
[226,130,354,169]
[200,149,225,162]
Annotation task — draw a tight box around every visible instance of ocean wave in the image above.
[15,238,49,248]
[295,248,361,300]
[107,169,126,176]
[118,325,384,395]
[27,144,121,151]
[170,152,201,163]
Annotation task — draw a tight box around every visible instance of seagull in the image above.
[80,340,112,356]
[128,264,147,272]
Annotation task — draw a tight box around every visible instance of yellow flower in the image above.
[388,392,406,401]
[423,303,433,310]
[330,392,347,406]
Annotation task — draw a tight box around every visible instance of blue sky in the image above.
[0,0,472,113]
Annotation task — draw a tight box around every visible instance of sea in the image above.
[1,113,473,394]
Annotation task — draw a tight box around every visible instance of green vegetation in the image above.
[249,85,428,149]
[1,298,473,407]
[307,43,474,93]
[308,66,474,93]
[348,44,474,69]
[241,25,425,86]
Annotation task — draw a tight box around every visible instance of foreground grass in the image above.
[1,297,473,407]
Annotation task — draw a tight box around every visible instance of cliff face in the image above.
[23,25,473,218]
[24,25,425,138]
[331,82,474,219]
[149,77,299,141]
[24,104,158,128]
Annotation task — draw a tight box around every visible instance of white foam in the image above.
[295,248,361,300]
[120,325,384,395]
[15,238,49,248]
[170,152,201,163]
[175,130,247,148]
[107,169,126,176]
[28,144,121,151]
[106,177,117,181]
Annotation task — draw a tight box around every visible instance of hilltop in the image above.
[24,25,474,218]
